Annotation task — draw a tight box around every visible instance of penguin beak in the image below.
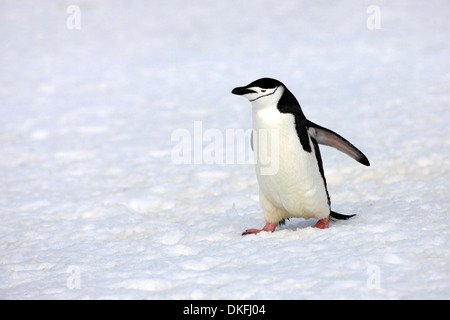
[232,86,256,95]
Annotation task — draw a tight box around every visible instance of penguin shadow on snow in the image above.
[278,216,355,233]
[281,218,317,231]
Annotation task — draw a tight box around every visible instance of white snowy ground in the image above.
[0,0,449,299]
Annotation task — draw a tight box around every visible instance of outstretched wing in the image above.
[307,120,370,166]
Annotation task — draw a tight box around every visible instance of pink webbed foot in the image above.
[314,217,329,229]
[242,223,277,236]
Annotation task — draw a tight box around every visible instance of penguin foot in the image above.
[242,223,277,236]
[314,217,329,229]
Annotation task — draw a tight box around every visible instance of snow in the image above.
[0,0,449,299]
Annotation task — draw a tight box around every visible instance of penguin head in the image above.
[232,78,284,105]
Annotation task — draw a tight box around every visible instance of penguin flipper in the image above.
[307,121,370,166]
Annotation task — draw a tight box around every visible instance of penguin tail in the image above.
[330,211,356,220]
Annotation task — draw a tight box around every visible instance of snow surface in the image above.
[0,0,449,299]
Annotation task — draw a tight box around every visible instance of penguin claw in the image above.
[242,223,277,236]
[242,229,262,236]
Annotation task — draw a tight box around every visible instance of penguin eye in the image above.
[261,89,266,93]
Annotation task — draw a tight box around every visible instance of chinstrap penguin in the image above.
[231,78,370,235]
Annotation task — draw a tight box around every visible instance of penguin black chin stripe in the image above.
[249,86,279,102]
[232,77,370,235]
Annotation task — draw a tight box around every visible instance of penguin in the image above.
[231,78,370,235]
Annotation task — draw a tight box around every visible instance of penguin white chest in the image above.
[252,106,330,221]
